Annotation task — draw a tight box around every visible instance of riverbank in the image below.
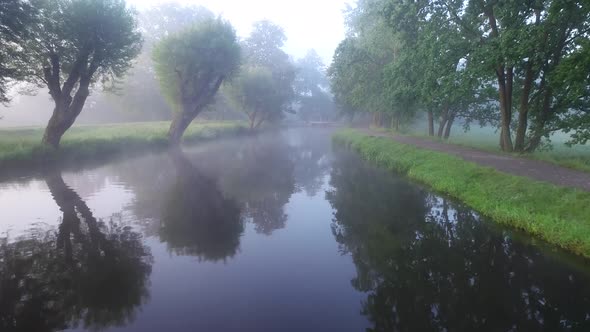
[0,121,246,170]
[333,129,590,258]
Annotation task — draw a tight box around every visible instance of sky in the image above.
[126,0,353,64]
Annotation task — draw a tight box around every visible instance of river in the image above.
[0,128,589,331]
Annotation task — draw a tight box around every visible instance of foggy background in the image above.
[0,0,352,128]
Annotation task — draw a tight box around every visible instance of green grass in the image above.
[334,129,590,258]
[405,125,590,173]
[0,121,246,168]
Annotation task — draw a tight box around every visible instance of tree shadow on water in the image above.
[0,169,153,332]
[327,151,590,332]
[159,148,244,262]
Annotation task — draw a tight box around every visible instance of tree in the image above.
[225,20,295,130]
[329,0,407,129]
[20,0,142,147]
[450,0,590,151]
[0,0,37,104]
[226,66,288,129]
[153,18,240,144]
[329,0,590,151]
[98,4,215,121]
[294,50,336,122]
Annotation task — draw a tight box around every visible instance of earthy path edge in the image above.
[363,129,590,191]
[333,129,590,258]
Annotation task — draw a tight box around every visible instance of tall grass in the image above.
[0,121,246,168]
[334,129,590,258]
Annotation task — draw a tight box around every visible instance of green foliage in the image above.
[225,20,296,129]
[0,0,37,103]
[24,0,142,87]
[225,66,285,127]
[153,17,240,113]
[242,20,289,70]
[334,129,590,258]
[330,0,590,151]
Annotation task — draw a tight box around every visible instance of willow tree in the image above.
[226,66,294,130]
[226,20,295,130]
[153,18,240,144]
[21,0,142,148]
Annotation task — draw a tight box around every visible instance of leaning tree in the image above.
[21,0,142,147]
[153,18,241,144]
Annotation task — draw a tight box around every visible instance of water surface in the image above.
[1,129,589,332]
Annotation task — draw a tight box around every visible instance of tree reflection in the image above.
[290,128,333,197]
[0,170,153,332]
[328,151,590,332]
[160,149,244,261]
[218,136,296,235]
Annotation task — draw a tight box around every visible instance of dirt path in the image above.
[363,130,590,192]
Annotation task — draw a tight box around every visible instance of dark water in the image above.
[1,129,589,332]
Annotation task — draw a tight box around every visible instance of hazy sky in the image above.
[126,0,353,64]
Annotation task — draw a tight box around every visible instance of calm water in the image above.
[1,128,589,332]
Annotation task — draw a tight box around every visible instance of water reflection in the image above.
[160,149,244,261]
[216,136,296,235]
[328,151,590,332]
[290,129,333,197]
[0,170,153,332]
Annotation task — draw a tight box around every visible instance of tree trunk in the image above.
[168,112,194,145]
[525,87,553,152]
[443,113,455,139]
[497,66,514,152]
[487,7,514,152]
[42,90,89,149]
[42,108,70,148]
[438,107,449,138]
[514,61,535,152]
[427,111,434,136]
[254,113,266,129]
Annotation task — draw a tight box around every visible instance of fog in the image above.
[0,0,351,128]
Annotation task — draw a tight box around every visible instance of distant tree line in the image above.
[0,1,337,148]
[329,0,590,152]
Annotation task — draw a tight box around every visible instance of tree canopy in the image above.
[18,0,142,147]
[224,20,296,130]
[153,17,240,143]
[294,50,336,122]
[0,0,37,104]
[329,0,590,151]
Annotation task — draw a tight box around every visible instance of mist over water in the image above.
[1,129,589,331]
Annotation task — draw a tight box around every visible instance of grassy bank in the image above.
[404,125,590,173]
[0,121,246,169]
[334,129,590,258]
